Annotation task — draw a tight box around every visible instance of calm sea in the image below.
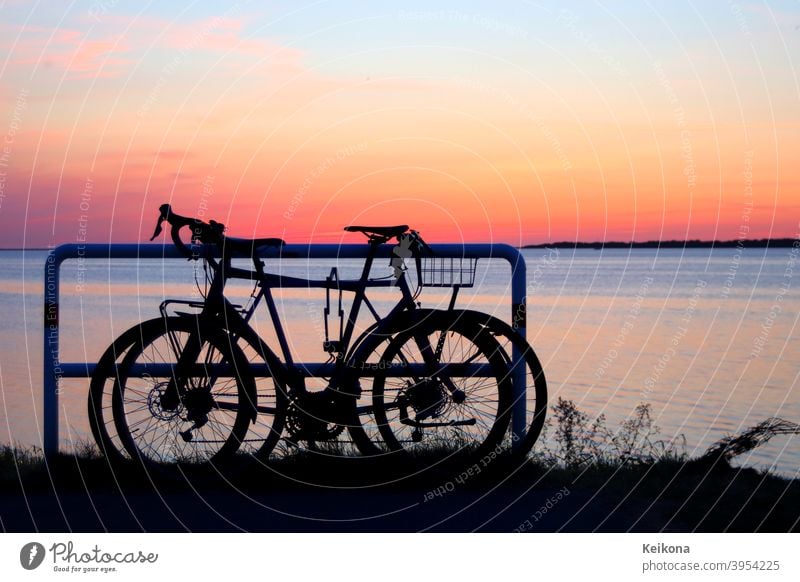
[1,247,797,475]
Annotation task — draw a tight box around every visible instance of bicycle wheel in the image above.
[449,309,548,458]
[227,330,287,460]
[88,318,173,462]
[370,310,513,463]
[112,316,257,465]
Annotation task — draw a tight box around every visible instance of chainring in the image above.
[285,391,345,442]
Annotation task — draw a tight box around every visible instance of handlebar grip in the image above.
[150,203,224,260]
[149,204,170,241]
[170,222,195,259]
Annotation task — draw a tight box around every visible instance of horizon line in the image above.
[2,237,797,252]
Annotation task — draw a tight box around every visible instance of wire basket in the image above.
[419,256,478,287]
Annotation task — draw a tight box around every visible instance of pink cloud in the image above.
[1,12,313,84]
[1,23,131,79]
[159,16,308,78]
[77,13,306,63]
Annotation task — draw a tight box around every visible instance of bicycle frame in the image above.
[171,238,427,404]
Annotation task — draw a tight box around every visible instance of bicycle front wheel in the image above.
[89,317,178,462]
[112,316,256,465]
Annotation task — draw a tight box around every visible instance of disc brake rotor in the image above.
[147,382,182,421]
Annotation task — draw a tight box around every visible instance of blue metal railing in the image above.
[43,243,527,455]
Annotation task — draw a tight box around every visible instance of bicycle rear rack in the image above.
[43,243,528,455]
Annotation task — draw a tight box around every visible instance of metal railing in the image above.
[43,243,527,455]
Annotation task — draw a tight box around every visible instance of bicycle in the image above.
[89,204,547,469]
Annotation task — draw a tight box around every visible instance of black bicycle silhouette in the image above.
[88,205,547,470]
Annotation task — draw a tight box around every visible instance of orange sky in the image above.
[0,2,798,247]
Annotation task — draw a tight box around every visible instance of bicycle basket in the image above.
[418,256,478,287]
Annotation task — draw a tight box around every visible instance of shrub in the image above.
[540,399,686,468]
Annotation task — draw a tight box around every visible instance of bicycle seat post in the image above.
[358,238,384,281]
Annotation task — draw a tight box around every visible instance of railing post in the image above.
[494,244,527,451]
[43,248,61,456]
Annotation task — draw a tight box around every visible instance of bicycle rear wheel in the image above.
[371,310,513,465]
[450,309,548,458]
[112,317,256,465]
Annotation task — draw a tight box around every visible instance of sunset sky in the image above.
[0,1,798,246]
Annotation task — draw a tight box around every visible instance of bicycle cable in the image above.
[412,276,423,301]
[193,260,205,298]
[195,259,210,298]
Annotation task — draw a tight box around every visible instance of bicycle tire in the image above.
[88,317,170,462]
[370,309,514,465]
[112,316,258,465]
[447,309,548,459]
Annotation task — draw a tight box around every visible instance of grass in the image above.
[1,400,798,531]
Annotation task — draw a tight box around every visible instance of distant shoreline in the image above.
[523,238,798,249]
[0,238,797,251]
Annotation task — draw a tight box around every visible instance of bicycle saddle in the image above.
[344,225,409,239]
